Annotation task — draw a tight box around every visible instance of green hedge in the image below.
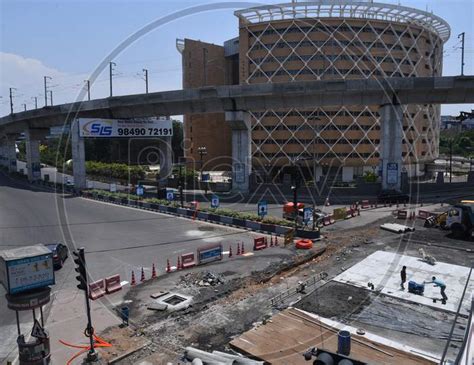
[88,189,294,226]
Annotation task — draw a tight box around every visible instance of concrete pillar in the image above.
[25,129,47,181]
[158,136,173,187]
[342,166,354,182]
[225,111,252,193]
[379,103,403,191]
[71,120,86,190]
[5,137,18,173]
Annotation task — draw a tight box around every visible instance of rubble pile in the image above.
[180,271,225,287]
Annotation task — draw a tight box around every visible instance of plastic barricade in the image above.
[361,200,370,209]
[181,253,196,269]
[418,210,431,219]
[397,210,408,219]
[197,244,223,265]
[105,275,122,294]
[253,237,267,251]
[89,279,106,300]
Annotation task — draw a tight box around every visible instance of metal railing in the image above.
[270,272,328,307]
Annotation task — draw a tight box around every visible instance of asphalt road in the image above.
[0,171,259,363]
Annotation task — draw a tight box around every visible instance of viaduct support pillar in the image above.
[71,120,86,190]
[5,135,18,173]
[158,136,173,187]
[225,111,252,193]
[380,103,403,192]
[25,129,47,182]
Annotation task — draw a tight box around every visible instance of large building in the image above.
[178,1,450,182]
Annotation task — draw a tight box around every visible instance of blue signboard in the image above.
[7,254,55,294]
[211,195,219,208]
[303,207,313,224]
[136,185,144,196]
[166,190,174,201]
[197,244,223,264]
[258,201,268,217]
[387,163,399,185]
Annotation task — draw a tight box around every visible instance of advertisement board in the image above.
[78,117,173,138]
[0,246,55,295]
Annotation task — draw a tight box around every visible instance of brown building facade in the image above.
[179,2,450,181]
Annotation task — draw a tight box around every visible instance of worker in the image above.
[425,276,448,302]
[400,266,407,290]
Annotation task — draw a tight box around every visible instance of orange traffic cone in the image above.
[241,243,245,255]
[166,259,171,273]
[130,271,136,286]
[151,263,157,278]
[237,242,241,255]
[177,257,182,270]
[229,245,233,258]
[140,267,145,282]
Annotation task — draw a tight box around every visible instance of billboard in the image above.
[78,117,173,138]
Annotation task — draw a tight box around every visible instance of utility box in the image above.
[0,245,55,295]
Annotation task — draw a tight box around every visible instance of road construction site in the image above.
[97,200,473,365]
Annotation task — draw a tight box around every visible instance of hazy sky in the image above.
[0,0,473,117]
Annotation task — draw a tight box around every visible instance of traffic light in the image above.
[73,248,87,291]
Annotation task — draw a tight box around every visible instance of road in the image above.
[0,171,259,363]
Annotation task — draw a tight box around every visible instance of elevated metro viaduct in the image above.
[0,76,473,192]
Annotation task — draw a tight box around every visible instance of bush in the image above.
[84,161,146,183]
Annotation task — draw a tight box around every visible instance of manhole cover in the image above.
[163,295,187,306]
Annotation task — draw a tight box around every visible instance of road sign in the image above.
[166,191,174,201]
[211,195,219,208]
[258,201,268,217]
[303,207,313,224]
[110,183,117,192]
[136,185,144,196]
[31,319,48,339]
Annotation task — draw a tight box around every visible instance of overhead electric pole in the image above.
[44,76,52,106]
[49,90,53,106]
[458,32,465,76]
[109,62,116,97]
[22,103,26,111]
[9,87,15,114]
[84,80,91,101]
[143,68,149,94]
[31,96,38,109]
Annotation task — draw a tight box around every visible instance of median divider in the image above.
[89,279,106,300]
[105,274,122,294]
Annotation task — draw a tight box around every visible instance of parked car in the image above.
[44,243,68,269]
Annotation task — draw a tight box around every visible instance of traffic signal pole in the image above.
[73,248,99,362]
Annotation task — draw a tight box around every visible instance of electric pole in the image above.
[109,62,116,97]
[143,68,149,94]
[22,103,26,111]
[31,96,38,109]
[84,80,91,101]
[44,76,52,106]
[458,32,465,76]
[9,87,15,114]
[49,90,53,106]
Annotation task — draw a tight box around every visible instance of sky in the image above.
[0,0,473,117]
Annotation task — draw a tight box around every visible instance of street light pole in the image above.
[143,68,149,94]
[84,80,91,101]
[109,62,116,97]
[197,146,207,194]
[458,32,465,76]
[43,76,51,107]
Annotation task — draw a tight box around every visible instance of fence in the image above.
[270,272,328,307]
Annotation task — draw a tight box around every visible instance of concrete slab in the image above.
[333,251,473,314]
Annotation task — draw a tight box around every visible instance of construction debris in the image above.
[181,272,225,287]
[419,248,437,265]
